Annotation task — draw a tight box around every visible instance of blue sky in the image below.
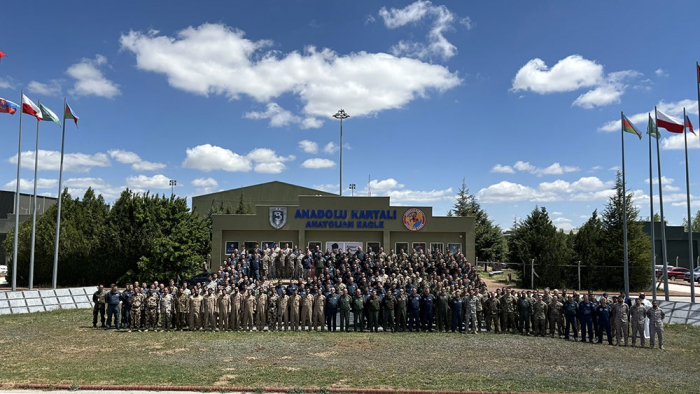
[2,0,700,232]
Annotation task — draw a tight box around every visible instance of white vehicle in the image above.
[0,265,7,275]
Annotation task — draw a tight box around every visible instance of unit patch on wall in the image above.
[403,208,426,231]
[269,207,288,229]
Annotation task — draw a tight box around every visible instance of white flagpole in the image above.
[11,91,24,291]
[683,108,695,303]
[621,112,630,296]
[52,98,67,289]
[648,115,657,300]
[28,100,41,290]
[655,108,670,301]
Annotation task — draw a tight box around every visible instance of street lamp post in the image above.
[349,183,356,196]
[333,109,349,196]
[169,179,177,197]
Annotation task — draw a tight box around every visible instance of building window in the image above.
[412,242,426,254]
[395,242,409,254]
[279,241,293,252]
[261,241,277,251]
[225,241,239,255]
[244,241,258,254]
[447,243,462,255]
[367,242,381,254]
[430,243,444,253]
[308,241,321,252]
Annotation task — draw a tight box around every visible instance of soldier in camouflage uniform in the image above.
[465,290,479,334]
[189,289,203,330]
[532,294,548,337]
[267,290,279,331]
[159,287,174,331]
[145,288,160,331]
[549,295,564,338]
[484,292,500,333]
[502,290,516,334]
[129,287,144,331]
[476,288,486,332]
[647,300,665,349]
[92,285,107,329]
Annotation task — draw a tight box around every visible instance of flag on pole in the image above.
[656,109,684,133]
[0,98,19,114]
[685,114,696,136]
[647,114,659,139]
[39,103,61,126]
[64,103,79,127]
[21,94,43,120]
[622,114,642,139]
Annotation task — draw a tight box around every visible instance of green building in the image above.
[192,181,475,270]
[643,221,698,267]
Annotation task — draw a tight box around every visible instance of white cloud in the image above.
[512,55,639,108]
[655,68,668,77]
[589,165,603,172]
[301,158,336,169]
[191,177,218,195]
[8,150,110,173]
[512,55,603,94]
[298,140,318,154]
[126,174,173,189]
[609,166,621,172]
[379,1,470,61]
[66,55,120,98]
[477,176,615,203]
[491,164,515,174]
[244,102,321,128]
[660,134,700,150]
[552,211,563,216]
[120,23,460,122]
[360,177,452,203]
[367,178,405,193]
[507,161,579,177]
[301,117,323,129]
[4,178,59,192]
[108,149,166,171]
[62,177,126,200]
[323,142,339,154]
[0,77,15,90]
[182,144,294,174]
[312,183,340,194]
[27,80,62,97]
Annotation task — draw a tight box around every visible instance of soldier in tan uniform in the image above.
[289,289,302,331]
[189,289,203,330]
[243,289,257,331]
[300,291,314,331]
[647,300,665,349]
[202,288,218,331]
[277,290,290,331]
[218,290,231,331]
[256,289,268,331]
[630,298,647,347]
[230,288,243,331]
[313,288,326,331]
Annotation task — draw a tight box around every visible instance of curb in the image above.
[14,383,549,394]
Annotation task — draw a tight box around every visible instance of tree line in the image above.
[448,172,651,291]
[3,188,211,287]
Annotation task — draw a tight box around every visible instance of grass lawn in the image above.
[0,309,698,393]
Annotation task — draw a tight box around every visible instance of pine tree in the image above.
[448,178,507,262]
[573,210,605,289]
[601,171,651,291]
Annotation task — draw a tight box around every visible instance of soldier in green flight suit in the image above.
[436,287,450,332]
[382,291,396,333]
[339,289,353,332]
[352,289,365,332]
[395,288,408,332]
[484,292,500,333]
[367,290,381,332]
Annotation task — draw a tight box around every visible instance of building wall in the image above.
[0,191,57,264]
[212,194,475,269]
[644,222,699,267]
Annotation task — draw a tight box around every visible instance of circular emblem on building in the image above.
[403,208,426,231]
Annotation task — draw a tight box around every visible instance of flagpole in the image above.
[28,100,41,290]
[622,111,630,296]
[648,115,657,300]
[11,91,24,291]
[683,107,695,303]
[52,98,67,289]
[655,108,670,301]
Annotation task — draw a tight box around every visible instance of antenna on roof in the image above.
[368,174,371,197]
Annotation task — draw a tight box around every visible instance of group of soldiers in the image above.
[90,245,666,349]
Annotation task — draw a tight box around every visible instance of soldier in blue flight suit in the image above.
[450,291,464,333]
[578,294,594,343]
[120,285,134,329]
[105,284,122,330]
[595,298,613,345]
[275,280,286,297]
[420,288,435,332]
[563,294,579,341]
[250,252,261,281]
[408,288,421,332]
[325,287,339,331]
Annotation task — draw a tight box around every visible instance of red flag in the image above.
[656,109,684,133]
[21,94,43,120]
[0,51,5,63]
[686,115,696,136]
